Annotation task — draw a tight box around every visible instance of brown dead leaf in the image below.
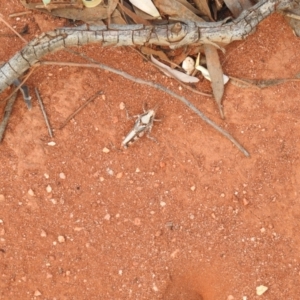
[140,47,174,65]
[118,2,151,25]
[106,0,119,25]
[203,44,225,118]
[193,0,213,21]
[223,0,252,18]
[153,0,205,22]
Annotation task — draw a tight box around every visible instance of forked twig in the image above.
[0,93,18,142]
[59,90,103,129]
[35,87,53,138]
[40,58,249,157]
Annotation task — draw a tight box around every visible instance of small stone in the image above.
[102,147,110,153]
[116,172,123,179]
[40,230,47,237]
[101,94,106,100]
[66,270,71,276]
[46,185,52,193]
[57,235,65,243]
[0,194,5,202]
[47,141,56,146]
[34,290,42,297]
[160,201,166,207]
[152,283,159,292]
[211,213,216,219]
[243,198,249,206]
[159,161,166,168]
[44,173,49,179]
[190,185,196,191]
[59,173,66,179]
[135,168,140,173]
[256,285,268,296]
[227,296,235,300]
[119,102,125,110]
[220,193,225,197]
[170,249,180,258]
[104,214,111,221]
[260,227,266,233]
[118,270,123,275]
[100,177,105,182]
[28,189,35,196]
[50,199,57,204]
[46,272,53,279]
[106,168,114,176]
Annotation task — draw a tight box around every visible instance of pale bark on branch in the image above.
[0,0,295,93]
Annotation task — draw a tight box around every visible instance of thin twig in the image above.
[0,67,36,104]
[9,11,32,18]
[40,59,249,157]
[59,90,103,129]
[0,13,27,43]
[0,92,18,142]
[35,87,53,138]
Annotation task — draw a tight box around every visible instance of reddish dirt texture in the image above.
[1,2,300,300]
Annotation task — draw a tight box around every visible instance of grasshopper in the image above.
[121,105,159,149]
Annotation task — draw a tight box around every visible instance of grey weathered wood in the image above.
[0,0,295,93]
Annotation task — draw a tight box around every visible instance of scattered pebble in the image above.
[135,168,140,173]
[211,213,216,219]
[116,172,123,179]
[47,141,56,146]
[102,147,110,153]
[159,161,166,168]
[152,283,159,292]
[46,273,53,279]
[220,193,225,197]
[243,198,249,206]
[189,214,195,220]
[118,270,123,275]
[227,296,235,300]
[160,201,166,207]
[28,189,35,196]
[50,199,57,204]
[59,173,66,179]
[104,214,111,221]
[256,285,268,296]
[46,185,52,193]
[0,194,5,202]
[34,290,42,297]
[119,102,125,110]
[100,177,105,182]
[260,227,266,233]
[40,230,47,237]
[57,235,66,243]
[190,185,196,191]
[44,173,49,179]
[101,94,106,100]
[106,168,114,176]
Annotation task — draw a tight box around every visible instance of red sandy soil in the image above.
[1,1,300,299]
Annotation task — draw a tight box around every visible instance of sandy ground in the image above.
[1,1,300,299]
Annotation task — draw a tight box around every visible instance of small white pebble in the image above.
[227,296,235,300]
[160,201,166,207]
[102,147,110,153]
[260,227,266,233]
[104,214,111,221]
[34,290,42,297]
[50,199,57,204]
[100,177,105,182]
[46,185,52,193]
[40,230,47,237]
[28,189,35,196]
[220,193,225,197]
[44,173,49,179]
[118,270,123,275]
[106,168,114,176]
[57,235,65,243]
[135,168,140,173]
[152,283,159,292]
[178,86,182,90]
[190,214,195,220]
[190,185,196,191]
[119,102,125,110]
[59,173,66,179]
[116,172,123,179]
[256,285,268,296]
[48,141,56,146]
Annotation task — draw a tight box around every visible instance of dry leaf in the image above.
[153,0,205,22]
[141,47,173,65]
[151,56,199,83]
[106,0,118,24]
[193,0,213,21]
[176,0,202,15]
[118,2,151,25]
[203,44,225,118]
[223,0,252,17]
[129,0,160,18]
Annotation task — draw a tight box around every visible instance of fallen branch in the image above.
[0,0,294,93]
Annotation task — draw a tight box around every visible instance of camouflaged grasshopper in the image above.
[121,105,159,149]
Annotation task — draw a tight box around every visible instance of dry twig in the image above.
[0,13,27,43]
